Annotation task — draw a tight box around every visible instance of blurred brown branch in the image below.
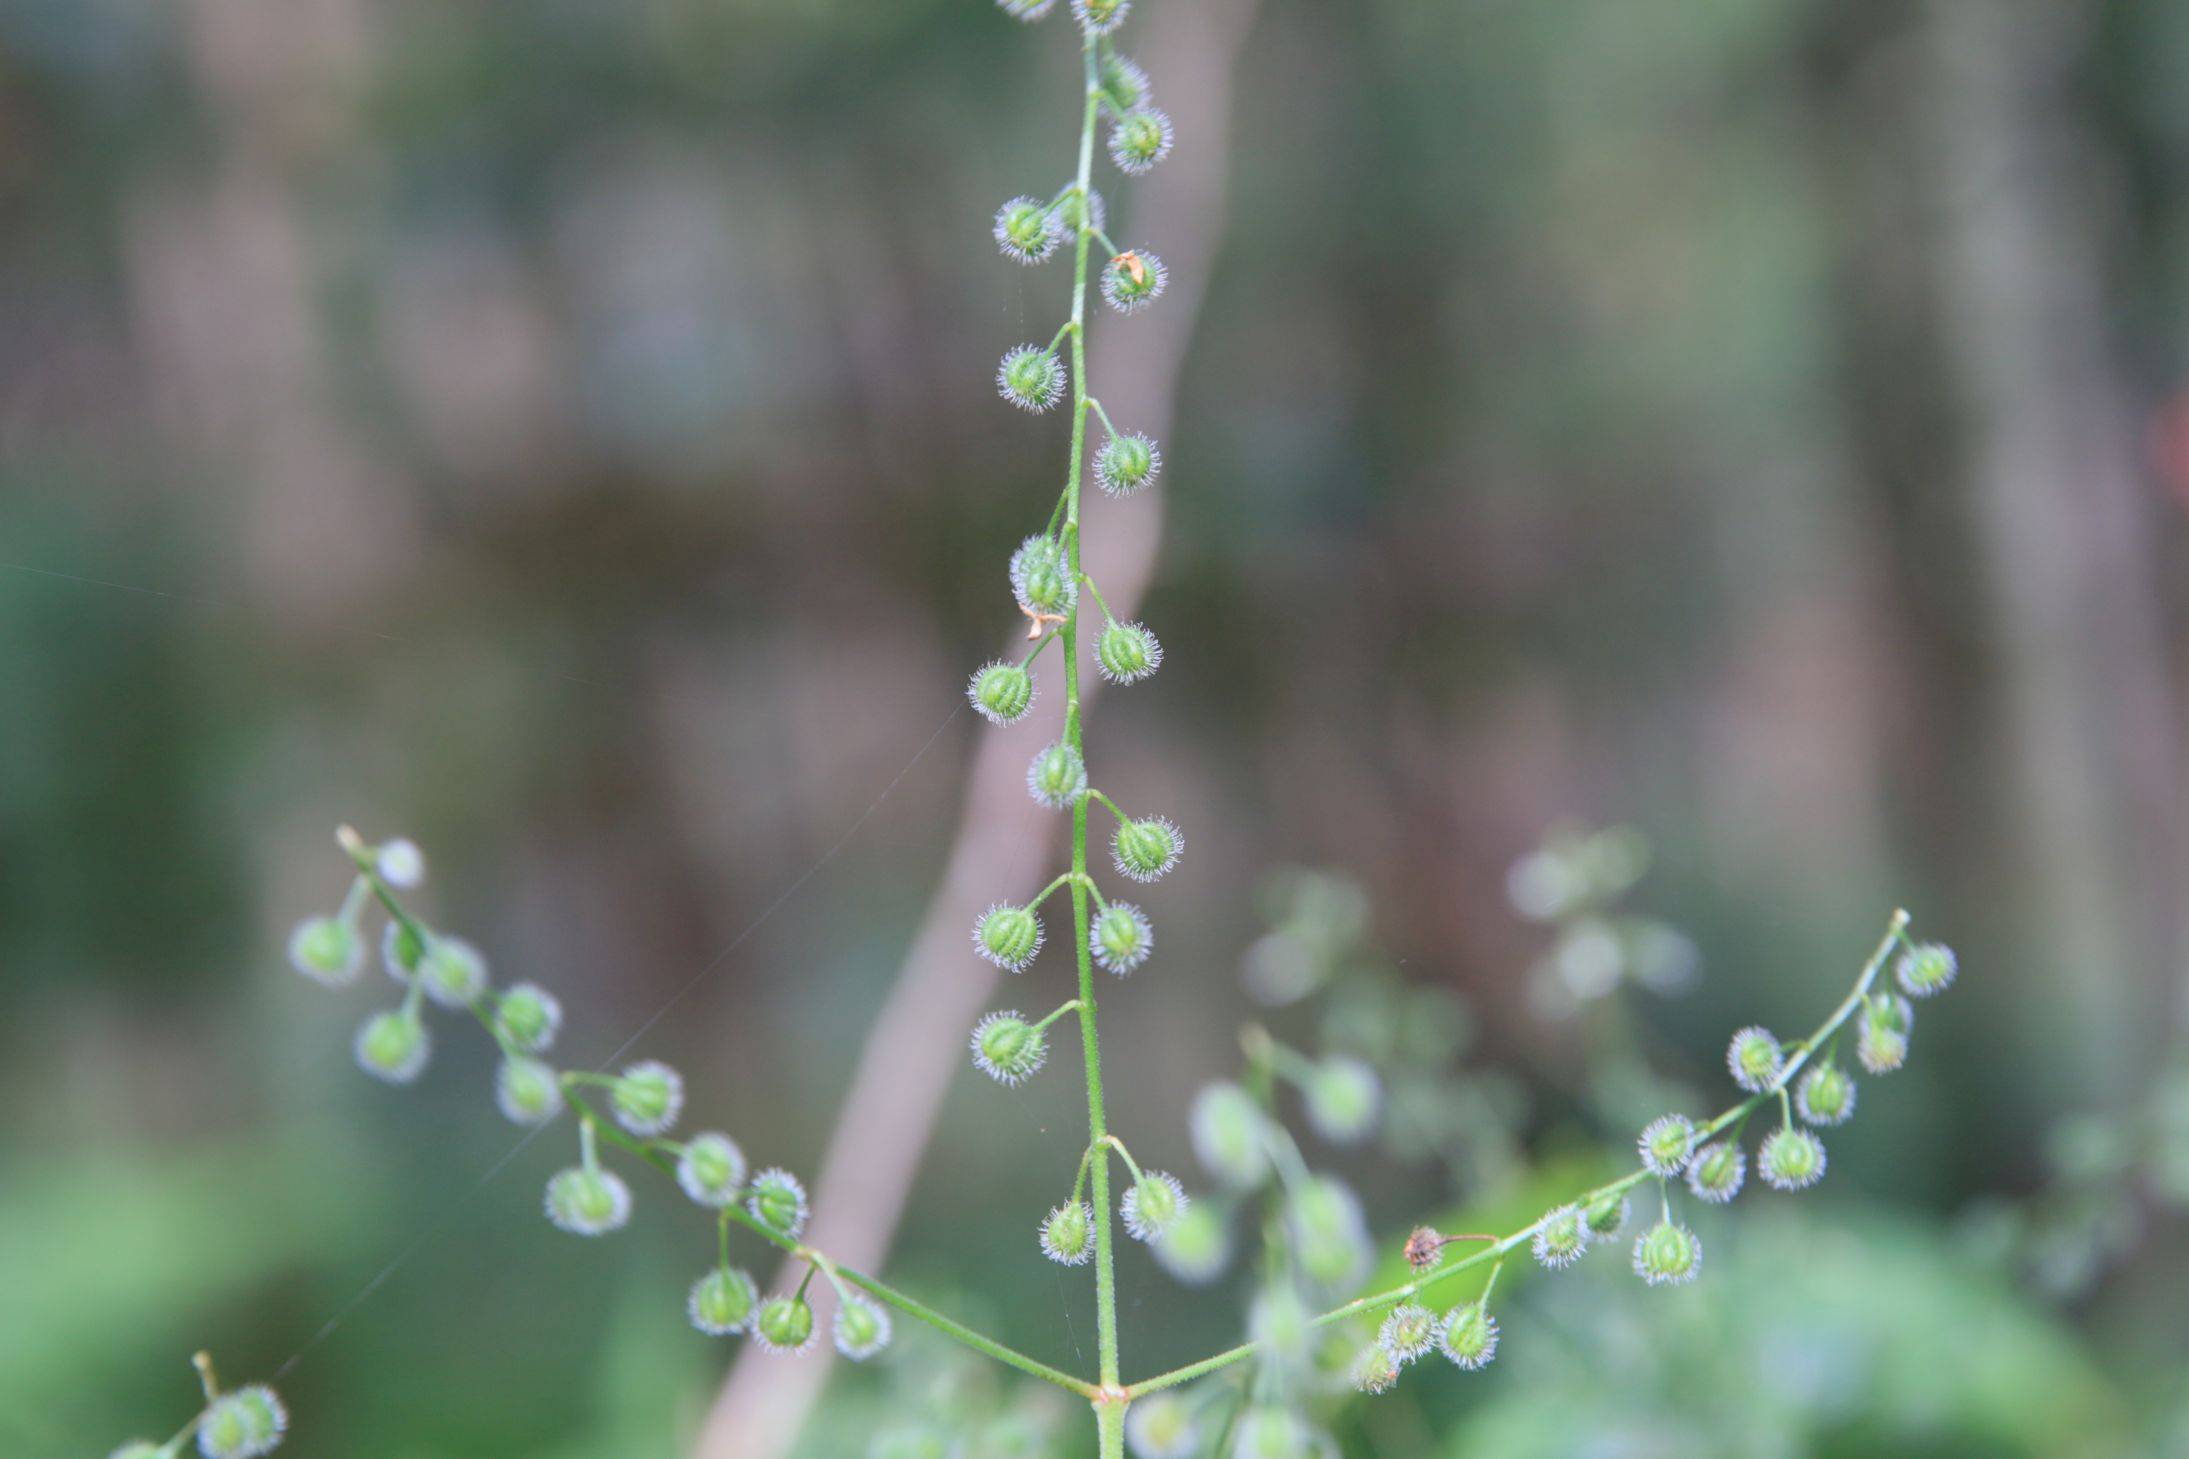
[1919,0,2184,1083]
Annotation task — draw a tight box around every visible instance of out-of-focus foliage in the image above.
[1449,1209,2130,1459]
[0,1143,372,1452]
[1965,1055,2189,1303]
[1254,867,1529,1190]
[6,0,2189,1450]
[1506,825,1704,1131]
[835,1345,1076,1459]
[1328,1160,2136,1459]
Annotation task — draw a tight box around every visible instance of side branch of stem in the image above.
[1119,910,1913,1399]
[557,1084,1098,1398]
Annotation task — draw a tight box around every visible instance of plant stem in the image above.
[1071,1140,1099,1204]
[1088,787,1131,825]
[1034,998,1086,1033]
[1080,571,1118,624]
[1257,1117,1314,1195]
[1101,1133,1146,1187]
[338,826,429,942]
[559,1083,1098,1399]
[1064,30,1128,1456]
[1029,871,1079,908]
[1121,910,1912,1399]
[340,835,1105,1404]
[1021,627,1062,667]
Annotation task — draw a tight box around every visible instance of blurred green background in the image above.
[4,0,2188,1454]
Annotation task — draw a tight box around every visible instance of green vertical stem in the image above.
[1096,1397,1127,1458]
[1064,28,1127,1458]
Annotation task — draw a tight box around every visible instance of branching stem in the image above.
[1035,999,1087,1033]
[321,806,1920,1445]
[1079,571,1118,624]
[1120,910,1912,1400]
[1101,1133,1146,1188]
[1020,627,1062,668]
[1087,787,1131,826]
[1060,32,1128,1457]
[1029,871,1080,909]
[342,830,1099,1401]
[557,1082,1100,1398]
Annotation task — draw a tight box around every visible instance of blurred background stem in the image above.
[1916,0,2183,1097]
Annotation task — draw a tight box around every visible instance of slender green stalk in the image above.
[340,831,1099,1401]
[558,1083,1100,1399]
[1088,787,1132,825]
[1070,1140,1100,1204]
[1034,998,1087,1032]
[338,779,1919,1447]
[1121,910,1912,1399]
[1079,571,1118,624]
[1086,396,1120,439]
[338,827,425,936]
[1101,1133,1146,1186]
[1029,871,1080,908]
[1060,31,1130,1455]
[151,1356,222,1456]
[197,0,1977,1446]
[299,811,1935,1454]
